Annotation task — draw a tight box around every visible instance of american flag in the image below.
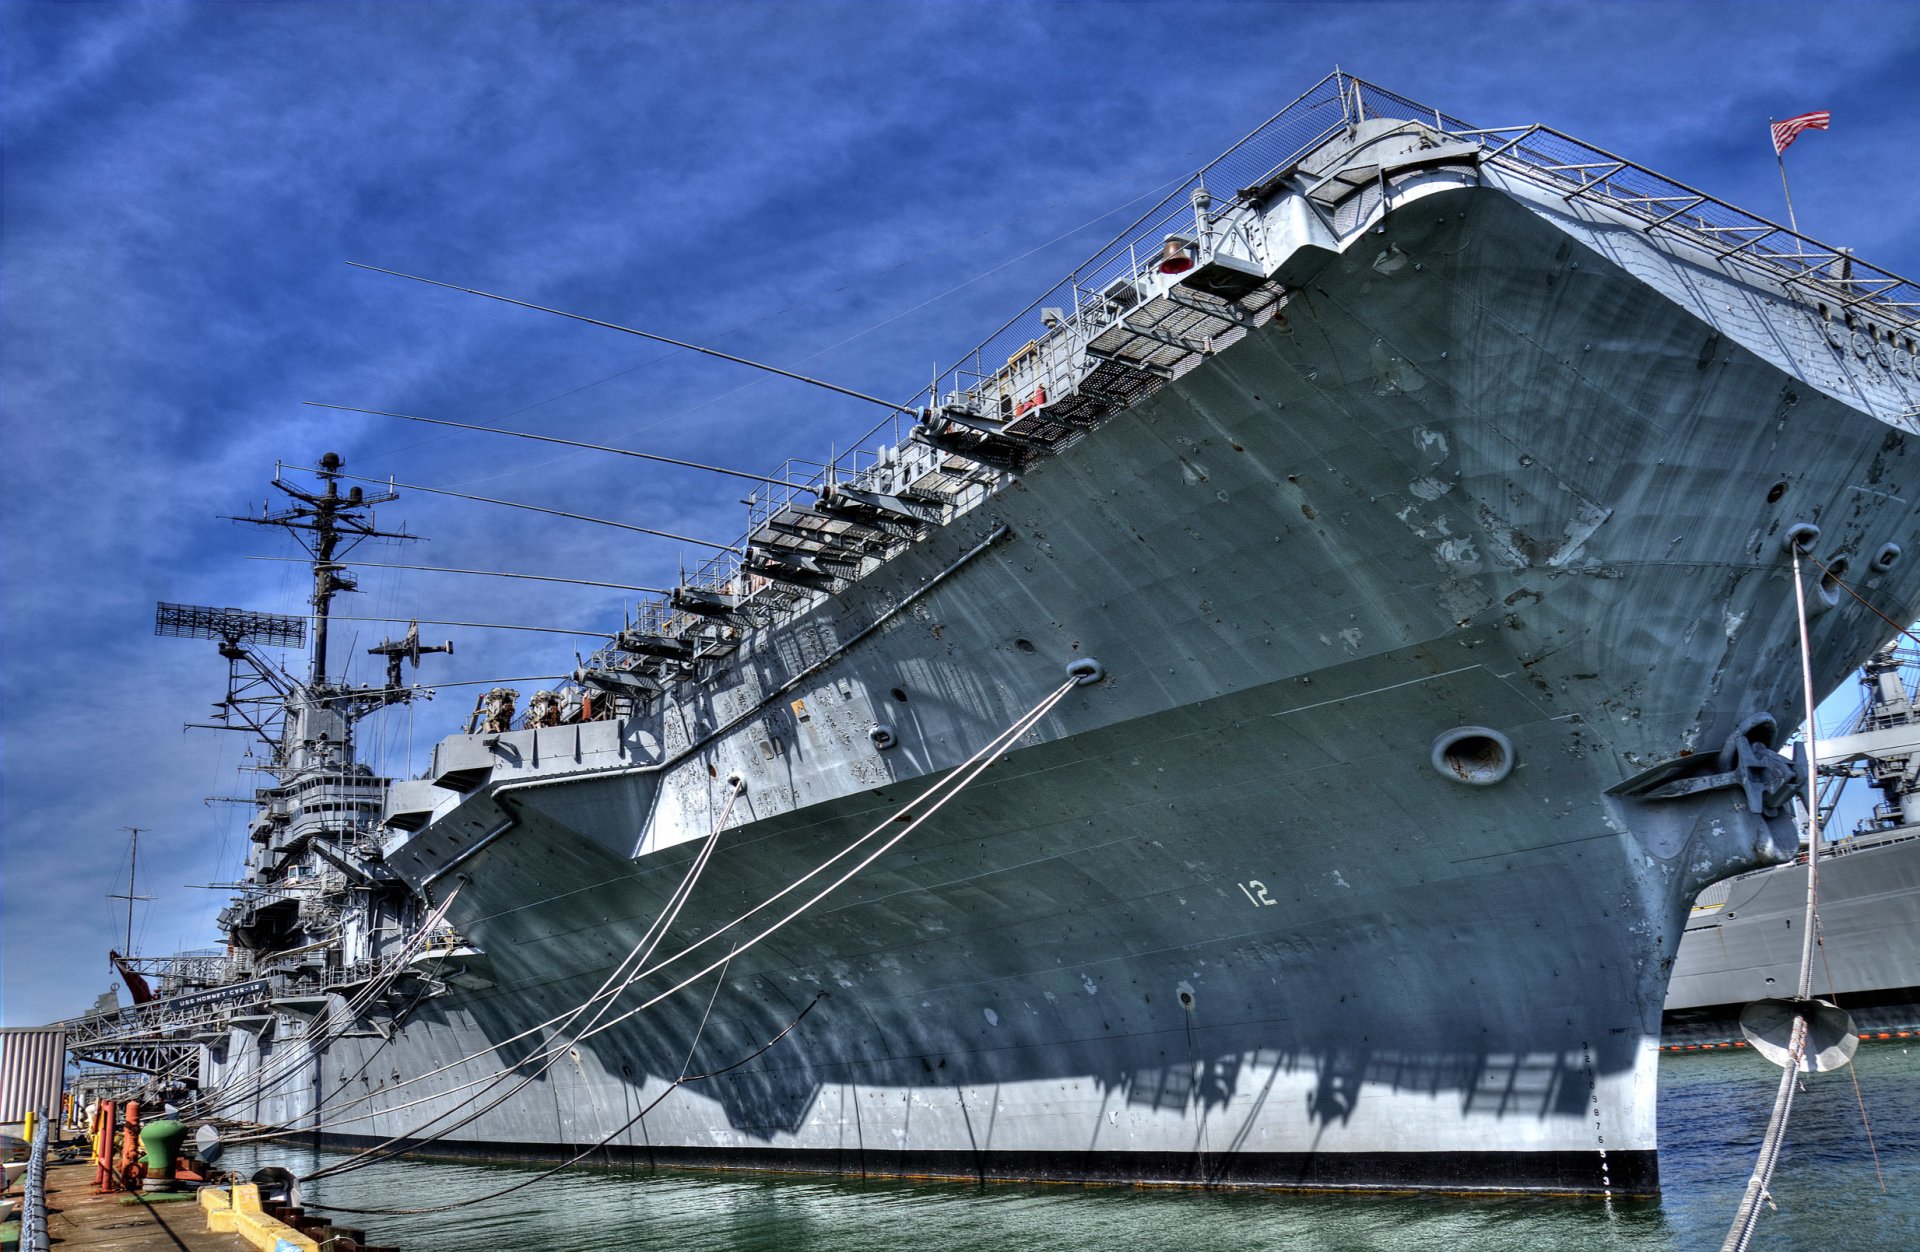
[1771,110,1831,155]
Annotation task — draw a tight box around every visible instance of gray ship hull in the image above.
[1668,829,1920,1017]
[230,661,1701,1192]
[203,132,1920,1195]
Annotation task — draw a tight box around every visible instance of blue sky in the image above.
[4,0,1918,1027]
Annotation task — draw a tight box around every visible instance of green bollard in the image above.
[138,1119,188,1192]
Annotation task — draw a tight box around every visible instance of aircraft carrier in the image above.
[69,72,1920,1197]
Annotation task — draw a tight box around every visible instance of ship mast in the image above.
[234,451,413,687]
[124,827,140,954]
[158,452,431,761]
[106,826,152,958]
[309,468,344,684]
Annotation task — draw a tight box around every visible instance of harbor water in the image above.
[219,1045,1920,1250]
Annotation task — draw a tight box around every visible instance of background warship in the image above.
[66,72,1920,1196]
[1665,642,1920,1040]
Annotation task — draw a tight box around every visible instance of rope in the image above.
[192,888,463,1118]
[187,887,465,1122]
[525,678,1080,1052]
[280,973,444,1125]
[1721,549,1827,1252]
[1814,910,1889,1192]
[235,755,848,1146]
[225,778,743,1145]
[316,672,1066,1128]
[1790,552,1892,1193]
[280,779,748,1171]
[296,676,1078,1183]
[300,988,827,1217]
[202,889,462,1117]
[1722,1017,1806,1251]
[1805,552,1920,651]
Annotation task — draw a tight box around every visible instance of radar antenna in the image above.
[155,601,305,749]
[158,453,446,756]
[154,604,307,650]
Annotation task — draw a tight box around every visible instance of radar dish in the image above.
[155,602,307,649]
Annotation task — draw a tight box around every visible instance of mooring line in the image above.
[300,989,829,1217]
[289,675,1048,1141]
[1788,551,1893,1196]
[1806,552,1920,651]
[1720,548,1827,1252]
[255,779,749,1163]
[295,674,1083,1183]
[189,887,465,1123]
[1813,906,1888,1192]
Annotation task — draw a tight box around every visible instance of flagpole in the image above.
[1772,117,1803,236]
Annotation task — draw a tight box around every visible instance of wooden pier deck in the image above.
[37,1160,246,1252]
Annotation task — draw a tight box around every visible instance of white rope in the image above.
[223,778,740,1142]
[272,778,748,1165]
[302,980,828,1217]
[299,675,1078,1183]
[279,677,1069,1139]
[301,679,1072,1175]
[189,886,464,1121]
[547,678,1079,1051]
[201,887,464,1116]
[204,886,463,1115]
[1721,548,1826,1252]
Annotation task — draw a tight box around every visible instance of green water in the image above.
[226,1045,1920,1250]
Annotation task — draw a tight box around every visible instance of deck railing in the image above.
[602,71,1400,651]
[20,1114,49,1252]
[61,927,451,1048]
[927,71,1417,423]
[1462,123,1920,333]
[589,70,1920,675]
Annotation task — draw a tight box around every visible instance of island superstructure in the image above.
[73,72,1920,1196]
[68,460,451,1085]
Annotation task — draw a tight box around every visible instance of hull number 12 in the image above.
[1238,880,1276,907]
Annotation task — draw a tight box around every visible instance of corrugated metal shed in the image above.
[0,1027,68,1121]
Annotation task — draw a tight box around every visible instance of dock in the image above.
[32,1161,242,1251]
[15,1157,392,1252]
